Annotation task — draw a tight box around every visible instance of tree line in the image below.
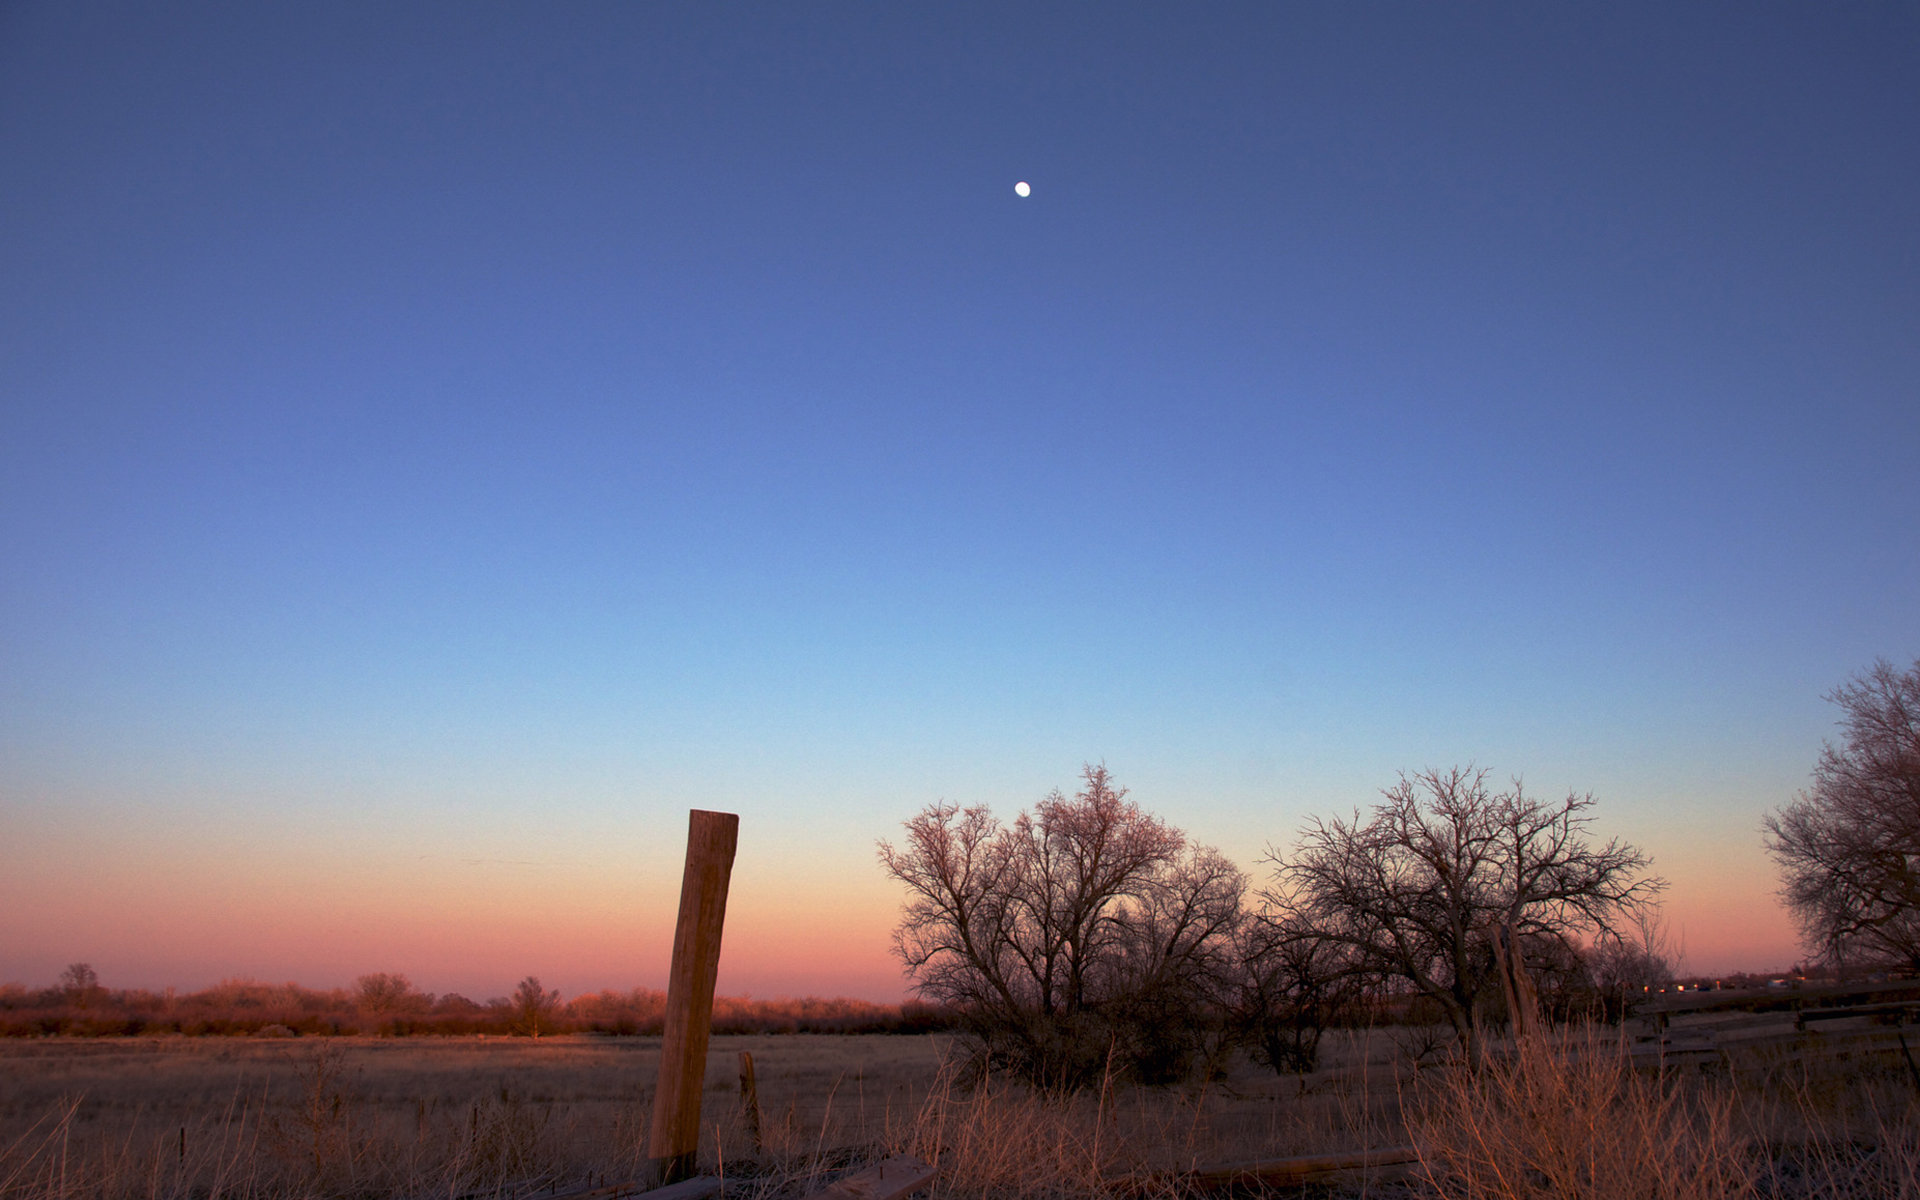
[880,658,1920,1090]
[0,969,949,1039]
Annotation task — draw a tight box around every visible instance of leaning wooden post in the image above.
[647,809,740,1186]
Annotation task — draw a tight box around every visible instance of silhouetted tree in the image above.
[510,976,559,1038]
[1099,843,1247,1083]
[1229,912,1364,1075]
[1583,912,1676,1022]
[880,765,1245,1088]
[1267,767,1663,1060]
[355,972,429,1032]
[1765,659,1920,971]
[60,963,101,1009]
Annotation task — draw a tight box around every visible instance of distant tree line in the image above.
[0,969,953,1039]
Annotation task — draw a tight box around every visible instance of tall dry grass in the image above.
[880,1057,1124,1200]
[860,1032,1406,1200]
[1408,1027,1753,1200]
[1407,1024,1920,1200]
[722,1051,1375,1200]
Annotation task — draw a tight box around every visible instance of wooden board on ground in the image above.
[1125,1146,1420,1193]
[798,1155,938,1200]
[551,1176,723,1200]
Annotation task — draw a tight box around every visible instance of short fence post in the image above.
[647,809,740,1186]
[739,1050,764,1152]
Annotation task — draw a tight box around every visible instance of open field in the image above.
[0,1031,1408,1199]
[0,1034,948,1184]
[3,1027,1919,1199]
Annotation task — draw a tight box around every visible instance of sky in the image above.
[2,3,1916,1003]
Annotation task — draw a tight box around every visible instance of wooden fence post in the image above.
[738,1050,764,1152]
[647,809,740,1186]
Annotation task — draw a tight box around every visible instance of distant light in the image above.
[1014,181,1031,198]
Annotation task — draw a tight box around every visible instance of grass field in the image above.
[3,1027,1918,1199]
[0,1030,1412,1199]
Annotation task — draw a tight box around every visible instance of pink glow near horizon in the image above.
[2,829,1805,1000]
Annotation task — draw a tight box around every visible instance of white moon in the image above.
[1014,181,1031,198]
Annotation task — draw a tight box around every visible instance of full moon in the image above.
[1014,181,1031,197]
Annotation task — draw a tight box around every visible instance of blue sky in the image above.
[3,3,1916,999]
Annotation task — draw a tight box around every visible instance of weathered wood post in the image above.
[647,809,740,1186]
[738,1049,764,1152]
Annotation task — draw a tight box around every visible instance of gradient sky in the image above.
[3,4,1916,1003]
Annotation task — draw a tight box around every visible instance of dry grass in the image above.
[1405,1025,1920,1200]
[1406,1027,1754,1200]
[0,1031,1413,1199]
[711,1028,1412,1200]
[1724,1034,1920,1199]
[0,1034,956,1199]
[4,1027,1918,1199]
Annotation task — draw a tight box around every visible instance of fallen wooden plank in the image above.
[1629,1047,1723,1066]
[1126,1146,1419,1193]
[1797,1002,1920,1027]
[798,1155,938,1200]
[550,1175,724,1200]
[545,1186,647,1200]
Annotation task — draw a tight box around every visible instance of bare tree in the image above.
[59,963,101,1009]
[355,973,429,1033]
[1765,659,1920,971]
[1583,911,1676,1022]
[1100,844,1248,1082]
[879,765,1245,1088]
[1266,766,1663,1059]
[510,976,559,1038]
[356,972,411,1011]
[1228,911,1364,1075]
